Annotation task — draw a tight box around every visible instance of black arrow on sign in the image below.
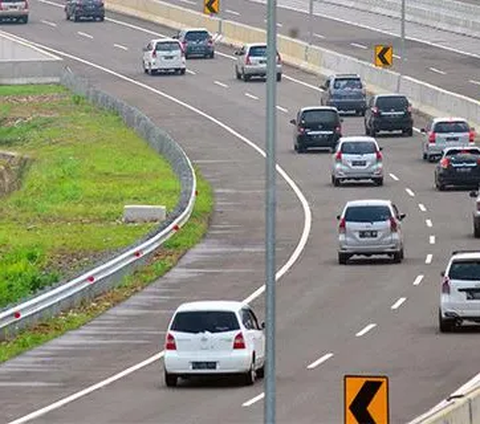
[205,0,217,13]
[349,381,382,424]
[377,47,391,66]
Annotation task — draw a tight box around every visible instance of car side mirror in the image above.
[420,128,426,133]
[336,214,341,220]
[469,190,478,198]
[340,118,344,123]
[234,50,241,55]
[441,271,445,277]
[472,127,476,132]
[379,146,383,151]
[289,119,296,125]
[399,213,406,220]
[261,322,265,329]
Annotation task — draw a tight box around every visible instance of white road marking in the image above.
[264,19,283,28]
[470,80,480,86]
[40,20,57,27]
[114,43,129,51]
[425,254,433,264]
[393,54,401,59]
[307,352,334,370]
[418,203,427,212]
[186,69,196,75]
[179,0,196,4]
[391,297,407,310]
[245,92,259,100]
[350,42,367,49]
[413,275,424,286]
[283,74,324,92]
[314,33,325,39]
[356,323,377,337]
[226,9,240,15]
[242,392,265,407]
[405,188,415,197]
[389,173,399,181]
[429,67,446,75]
[426,219,433,227]
[0,30,312,422]
[429,235,436,245]
[276,105,289,113]
[214,80,229,88]
[77,31,93,39]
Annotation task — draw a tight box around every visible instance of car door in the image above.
[237,45,246,72]
[365,97,374,129]
[143,41,152,65]
[241,308,264,366]
[248,308,265,365]
[321,78,330,105]
[391,203,403,244]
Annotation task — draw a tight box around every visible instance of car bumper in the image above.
[244,65,282,76]
[76,9,104,17]
[373,118,413,131]
[0,11,28,18]
[328,100,366,111]
[441,301,480,321]
[151,60,186,71]
[186,46,214,56]
[164,351,251,375]
[436,172,480,186]
[298,134,339,148]
[338,239,401,254]
[334,164,383,179]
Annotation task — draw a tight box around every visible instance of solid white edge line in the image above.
[405,188,415,197]
[1,30,312,423]
[391,297,407,310]
[418,203,427,212]
[389,173,399,181]
[425,254,433,264]
[242,392,265,407]
[426,219,433,227]
[413,274,424,286]
[429,235,436,245]
[307,352,334,370]
[355,323,377,337]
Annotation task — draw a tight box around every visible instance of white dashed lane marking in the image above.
[389,173,399,181]
[77,31,93,39]
[276,105,289,113]
[470,80,480,86]
[226,9,240,15]
[114,44,129,51]
[405,188,415,197]
[419,203,427,212]
[245,93,259,100]
[350,42,368,49]
[41,20,57,27]
[242,392,264,407]
[391,297,407,310]
[214,81,229,88]
[186,69,196,75]
[314,33,326,39]
[307,353,334,370]
[425,254,433,264]
[426,219,433,227]
[355,323,377,337]
[429,67,446,75]
[429,235,436,245]
[413,275,424,286]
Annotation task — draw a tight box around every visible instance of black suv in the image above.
[290,107,342,153]
[435,146,480,190]
[364,94,413,137]
[65,0,105,22]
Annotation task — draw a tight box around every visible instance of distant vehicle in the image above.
[331,136,383,186]
[234,43,282,82]
[439,250,480,332]
[163,301,265,387]
[142,38,186,75]
[173,28,214,59]
[0,0,29,24]
[422,117,475,162]
[65,0,104,22]
[469,190,480,237]
[364,94,413,137]
[290,106,342,153]
[337,199,406,264]
[320,74,367,116]
[435,146,480,190]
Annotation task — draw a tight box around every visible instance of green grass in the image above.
[0,84,182,307]
[0,172,213,362]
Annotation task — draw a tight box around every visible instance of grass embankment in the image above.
[0,84,214,362]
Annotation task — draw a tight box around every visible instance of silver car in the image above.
[0,0,29,23]
[337,199,405,264]
[331,136,383,186]
[234,43,282,82]
[421,117,475,162]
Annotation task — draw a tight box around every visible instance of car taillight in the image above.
[372,106,379,116]
[335,125,342,135]
[335,151,342,162]
[390,217,398,232]
[181,41,187,51]
[338,217,346,234]
[297,126,305,135]
[440,157,450,169]
[207,37,213,46]
[233,332,246,349]
[442,277,451,294]
[476,202,480,212]
[376,150,383,161]
[23,0,29,9]
[470,129,476,143]
[0,2,4,11]
[407,105,412,113]
[165,333,176,350]
[276,53,282,64]
[245,55,251,65]
[428,132,436,143]
[152,50,157,58]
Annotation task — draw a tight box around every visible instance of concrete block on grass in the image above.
[123,205,166,223]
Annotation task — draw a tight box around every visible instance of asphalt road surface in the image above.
[1,1,480,423]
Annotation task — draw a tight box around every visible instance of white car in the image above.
[234,43,282,82]
[142,38,186,75]
[163,301,265,387]
[440,250,480,332]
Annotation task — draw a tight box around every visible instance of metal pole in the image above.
[264,0,277,419]
[397,0,405,92]
[218,0,223,35]
[308,0,313,47]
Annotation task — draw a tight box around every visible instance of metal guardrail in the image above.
[0,69,197,339]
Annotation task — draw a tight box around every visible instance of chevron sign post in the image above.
[203,0,219,14]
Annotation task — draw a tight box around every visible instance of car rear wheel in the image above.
[474,222,480,238]
[422,152,427,161]
[235,66,241,80]
[393,250,403,263]
[256,363,265,379]
[364,125,370,136]
[164,371,178,387]
[332,176,340,187]
[243,361,256,386]
[179,68,186,75]
[243,73,250,82]
[439,309,455,333]
[374,177,383,186]
[338,252,348,265]
[404,128,413,137]
[276,73,282,82]
[435,179,445,191]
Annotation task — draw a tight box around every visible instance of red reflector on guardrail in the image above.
[134,251,142,257]
[173,224,180,231]
[87,276,95,283]
[14,311,21,319]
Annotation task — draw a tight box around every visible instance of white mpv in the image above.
[163,301,265,387]
[440,250,480,332]
[142,38,186,75]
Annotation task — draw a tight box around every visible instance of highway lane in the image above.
[2,3,480,423]
[161,0,480,100]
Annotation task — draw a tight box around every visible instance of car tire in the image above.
[338,252,348,265]
[209,51,215,59]
[243,361,256,386]
[256,364,265,379]
[393,250,403,263]
[235,66,241,80]
[165,371,178,387]
[143,61,148,74]
[276,73,282,82]
[405,127,413,137]
[180,68,186,75]
[436,180,445,191]
[371,128,377,137]
[474,222,480,238]
[297,143,306,154]
[74,13,80,22]
[243,73,250,82]
[422,152,427,161]
[66,12,70,20]
[374,178,383,186]
[428,155,436,163]
[365,125,370,136]
[399,248,405,260]
[333,177,340,187]
[439,309,455,333]
[99,15,105,22]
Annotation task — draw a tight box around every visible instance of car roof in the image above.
[175,301,247,313]
[375,94,408,99]
[344,199,392,207]
[339,136,377,143]
[182,28,209,32]
[152,38,178,43]
[433,117,468,123]
[299,106,338,113]
[450,251,480,261]
[443,146,479,152]
[245,43,267,48]
[331,74,361,79]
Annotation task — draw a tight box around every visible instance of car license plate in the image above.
[259,60,266,64]
[457,168,472,173]
[446,137,459,141]
[359,230,377,238]
[351,161,367,166]
[191,361,217,370]
[164,56,174,60]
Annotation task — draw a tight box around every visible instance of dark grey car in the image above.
[321,74,366,116]
[65,0,105,21]
[175,28,214,59]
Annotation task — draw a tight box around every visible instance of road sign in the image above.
[345,375,389,424]
[203,0,219,14]
[374,45,393,68]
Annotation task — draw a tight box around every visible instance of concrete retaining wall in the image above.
[0,59,63,84]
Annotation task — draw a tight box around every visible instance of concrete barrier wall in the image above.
[0,59,63,84]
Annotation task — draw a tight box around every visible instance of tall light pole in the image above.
[308,0,314,47]
[397,0,406,92]
[264,0,277,419]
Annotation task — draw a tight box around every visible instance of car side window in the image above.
[368,97,374,108]
[247,309,260,330]
[392,204,400,219]
[241,309,254,330]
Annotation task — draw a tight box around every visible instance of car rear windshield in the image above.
[445,148,480,157]
[434,121,470,133]
[301,110,339,125]
[248,46,267,57]
[449,261,480,280]
[185,31,209,41]
[171,311,240,333]
[333,78,363,90]
[344,205,392,222]
[341,142,377,154]
[156,42,180,51]
[376,96,408,109]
